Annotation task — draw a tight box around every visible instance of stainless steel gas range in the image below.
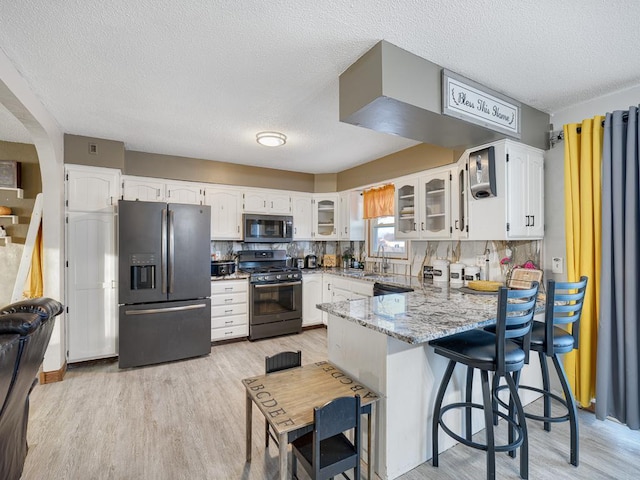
[237,250,302,341]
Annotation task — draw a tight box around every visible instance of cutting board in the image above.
[508,268,543,289]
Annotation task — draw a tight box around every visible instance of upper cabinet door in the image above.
[243,189,291,214]
[395,178,419,239]
[66,165,120,213]
[506,144,544,239]
[166,182,202,205]
[204,186,242,240]
[420,170,451,239]
[313,194,338,239]
[292,194,313,240]
[451,162,469,239]
[122,176,165,202]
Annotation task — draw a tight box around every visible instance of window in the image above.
[369,216,406,258]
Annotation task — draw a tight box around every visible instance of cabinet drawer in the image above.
[211,303,247,318]
[211,324,248,341]
[211,280,248,295]
[210,292,246,306]
[211,314,247,329]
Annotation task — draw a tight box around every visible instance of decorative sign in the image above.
[442,69,521,138]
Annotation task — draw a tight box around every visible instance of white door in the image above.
[420,171,451,239]
[267,193,291,214]
[526,154,545,238]
[292,194,313,240]
[302,274,323,326]
[122,176,165,202]
[395,178,419,239]
[66,212,117,362]
[243,190,269,213]
[506,143,544,239]
[66,166,120,213]
[166,182,202,204]
[205,187,242,240]
[313,195,338,239]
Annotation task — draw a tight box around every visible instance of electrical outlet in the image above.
[476,255,486,266]
[552,257,564,274]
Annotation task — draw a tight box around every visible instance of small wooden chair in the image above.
[291,395,361,480]
[264,350,302,448]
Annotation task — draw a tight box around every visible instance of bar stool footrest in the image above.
[439,402,524,453]
[493,384,571,424]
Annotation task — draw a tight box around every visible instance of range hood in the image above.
[339,41,549,151]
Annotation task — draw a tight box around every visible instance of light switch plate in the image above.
[552,257,564,274]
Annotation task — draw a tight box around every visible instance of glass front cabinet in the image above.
[420,170,451,239]
[395,179,419,239]
[313,194,338,239]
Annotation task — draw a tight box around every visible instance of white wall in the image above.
[544,84,640,281]
[0,50,66,373]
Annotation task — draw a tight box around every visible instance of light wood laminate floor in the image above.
[23,328,640,479]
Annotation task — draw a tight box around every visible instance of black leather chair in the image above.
[264,350,302,448]
[493,277,587,467]
[291,395,361,480]
[429,283,538,480]
[0,297,64,480]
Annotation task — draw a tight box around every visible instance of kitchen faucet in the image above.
[377,244,389,273]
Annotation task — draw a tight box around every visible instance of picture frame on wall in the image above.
[0,160,21,188]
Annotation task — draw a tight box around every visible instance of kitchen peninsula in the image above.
[317,284,544,480]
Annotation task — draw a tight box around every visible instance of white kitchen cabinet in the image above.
[320,274,374,324]
[66,211,118,362]
[243,189,291,214]
[65,165,120,363]
[466,139,544,240]
[451,161,469,239]
[420,169,452,239]
[338,191,364,241]
[121,176,166,202]
[291,193,313,240]
[506,145,544,238]
[165,181,203,205]
[204,186,243,240]
[395,176,419,239]
[122,176,203,205]
[65,165,120,213]
[210,279,248,341]
[313,194,338,239]
[302,274,323,326]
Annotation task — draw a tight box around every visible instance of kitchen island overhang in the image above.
[317,285,545,480]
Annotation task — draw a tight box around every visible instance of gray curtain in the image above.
[596,107,640,429]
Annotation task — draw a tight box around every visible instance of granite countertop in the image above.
[304,267,423,289]
[210,272,250,281]
[317,282,544,345]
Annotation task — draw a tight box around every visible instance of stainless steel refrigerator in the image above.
[118,200,211,368]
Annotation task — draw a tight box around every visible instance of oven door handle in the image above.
[253,281,302,289]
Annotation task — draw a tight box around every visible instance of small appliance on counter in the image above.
[296,258,305,269]
[304,254,318,269]
[211,260,236,277]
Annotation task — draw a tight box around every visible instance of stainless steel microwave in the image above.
[242,214,293,243]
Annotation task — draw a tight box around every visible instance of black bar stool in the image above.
[430,283,539,480]
[492,277,587,466]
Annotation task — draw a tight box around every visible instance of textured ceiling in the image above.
[1,1,639,173]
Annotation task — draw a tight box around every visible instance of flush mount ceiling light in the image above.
[256,131,287,147]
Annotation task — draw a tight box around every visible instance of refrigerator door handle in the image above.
[161,208,168,294]
[124,303,208,315]
[168,209,175,293]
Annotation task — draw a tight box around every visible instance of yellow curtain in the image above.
[23,223,44,298]
[563,116,603,407]
[363,184,395,219]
